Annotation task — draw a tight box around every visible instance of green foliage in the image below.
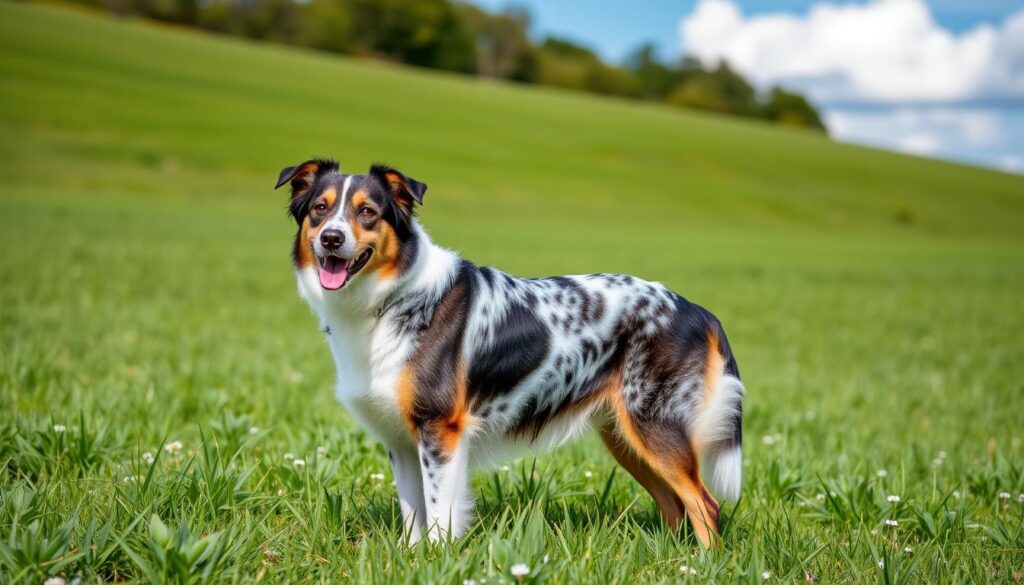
[456,3,536,81]
[1,3,1024,582]
[761,87,827,132]
[122,514,240,584]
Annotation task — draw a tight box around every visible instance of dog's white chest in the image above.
[325,316,414,447]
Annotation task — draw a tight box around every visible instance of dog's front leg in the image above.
[389,447,426,545]
[418,429,472,541]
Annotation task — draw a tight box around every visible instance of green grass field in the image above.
[2,2,1024,582]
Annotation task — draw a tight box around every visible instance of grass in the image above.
[1,2,1023,582]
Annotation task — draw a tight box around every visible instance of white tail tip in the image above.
[704,445,742,501]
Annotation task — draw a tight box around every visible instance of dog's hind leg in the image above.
[598,422,685,528]
[607,391,721,548]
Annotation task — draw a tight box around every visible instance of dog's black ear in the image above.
[276,158,338,222]
[370,163,427,208]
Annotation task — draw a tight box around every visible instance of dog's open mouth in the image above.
[318,248,372,290]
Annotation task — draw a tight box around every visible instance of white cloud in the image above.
[679,0,1024,104]
[999,155,1023,173]
[823,106,1024,172]
[899,134,940,155]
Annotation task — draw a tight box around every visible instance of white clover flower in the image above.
[543,555,549,564]
[370,473,385,481]
[815,493,826,501]
[463,580,477,585]
[500,465,511,472]
[317,446,328,456]
[932,458,943,467]
[870,529,878,535]
[679,564,697,576]
[52,424,66,434]
[249,426,260,435]
[277,488,286,496]
[584,470,593,478]
[123,475,138,483]
[885,519,898,527]
[903,547,913,555]
[142,452,155,465]
[43,577,67,585]
[877,559,885,569]
[887,495,900,503]
[762,570,771,580]
[283,452,295,461]
[762,435,776,446]
[998,492,1011,500]
[953,490,961,499]
[164,440,183,454]
[1018,493,1024,503]
[875,469,888,477]
[509,563,530,577]
[292,459,306,469]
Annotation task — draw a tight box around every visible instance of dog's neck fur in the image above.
[296,220,460,332]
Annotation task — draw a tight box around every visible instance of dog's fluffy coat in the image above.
[278,159,744,546]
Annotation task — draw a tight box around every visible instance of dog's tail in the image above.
[692,330,744,502]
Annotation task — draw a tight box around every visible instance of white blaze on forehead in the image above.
[340,175,354,208]
[315,174,357,258]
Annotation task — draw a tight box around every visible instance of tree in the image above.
[456,3,536,81]
[665,61,757,115]
[761,87,827,133]
[347,0,476,73]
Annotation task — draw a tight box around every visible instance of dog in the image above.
[277,159,744,547]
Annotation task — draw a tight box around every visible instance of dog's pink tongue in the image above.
[319,257,349,290]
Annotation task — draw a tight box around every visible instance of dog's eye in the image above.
[313,203,327,213]
[358,207,377,218]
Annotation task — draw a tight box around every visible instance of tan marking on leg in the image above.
[703,327,724,406]
[396,365,418,437]
[608,388,720,547]
[677,475,719,548]
[440,363,471,453]
[599,424,685,528]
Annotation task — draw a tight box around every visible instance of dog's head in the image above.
[276,159,426,291]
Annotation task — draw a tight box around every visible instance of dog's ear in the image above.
[276,158,339,222]
[370,163,427,209]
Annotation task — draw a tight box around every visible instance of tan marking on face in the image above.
[321,187,337,208]
[346,189,404,281]
[295,215,316,269]
[350,190,366,210]
[295,186,340,270]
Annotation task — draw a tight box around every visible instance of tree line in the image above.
[74,0,827,132]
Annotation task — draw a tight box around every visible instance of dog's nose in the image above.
[320,229,344,251]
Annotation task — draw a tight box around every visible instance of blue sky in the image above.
[469,0,1024,174]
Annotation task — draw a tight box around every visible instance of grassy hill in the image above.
[1,2,1023,583]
